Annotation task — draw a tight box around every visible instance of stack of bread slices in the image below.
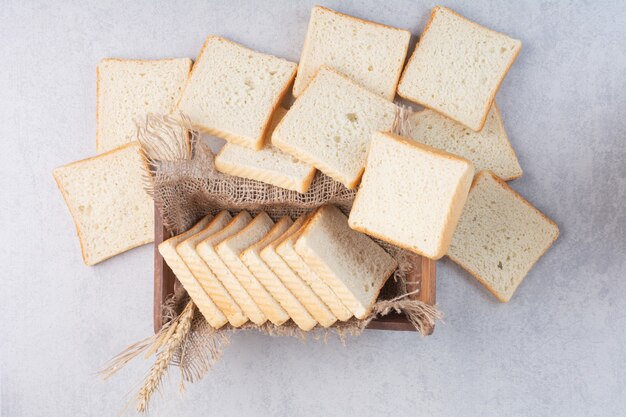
[54,5,559,324]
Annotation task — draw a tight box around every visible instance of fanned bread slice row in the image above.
[349,132,474,260]
[261,216,337,327]
[96,58,192,153]
[406,103,522,181]
[196,212,266,325]
[175,36,297,150]
[176,211,248,327]
[397,6,521,131]
[276,222,352,321]
[293,5,411,100]
[447,171,559,302]
[53,142,154,266]
[215,108,317,193]
[241,217,318,331]
[295,205,397,319]
[272,66,397,189]
[216,213,290,326]
[158,215,228,328]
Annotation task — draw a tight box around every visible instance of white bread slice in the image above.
[261,216,337,327]
[196,211,266,325]
[293,6,411,100]
[447,171,559,302]
[216,213,289,326]
[241,217,318,331]
[276,222,352,321]
[349,132,474,260]
[272,67,397,188]
[53,142,154,266]
[96,58,192,153]
[397,6,521,131]
[406,103,522,181]
[295,205,397,319]
[176,211,247,327]
[158,215,228,328]
[215,108,316,193]
[175,36,297,150]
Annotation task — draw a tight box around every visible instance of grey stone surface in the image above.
[1,0,625,416]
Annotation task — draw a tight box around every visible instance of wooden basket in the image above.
[153,206,437,334]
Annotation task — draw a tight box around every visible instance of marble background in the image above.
[1,0,624,416]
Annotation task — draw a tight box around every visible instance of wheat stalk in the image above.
[135,300,195,413]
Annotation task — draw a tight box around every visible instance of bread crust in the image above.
[52,142,153,266]
[348,132,474,260]
[175,36,296,150]
[446,170,559,302]
[294,5,412,100]
[397,6,522,132]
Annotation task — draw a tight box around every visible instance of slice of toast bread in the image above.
[196,211,267,325]
[241,217,318,330]
[216,213,290,325]
[158,215,228,328]
[447,171,559,302]
[177,211,248,327]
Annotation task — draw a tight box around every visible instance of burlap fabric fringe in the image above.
[103,110,442,413]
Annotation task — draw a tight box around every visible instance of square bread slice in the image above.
[447,171,559,302]
[293,6,411,100]
[295,205,397,319]
[196,211,267,325]
[216,213,290,326]
[53,142,154,266]
[215,108,317,193]
[241,217,318,331]
[261,216,337,327]
[349,132,474,259]
[272,66,397,188]
[397,6,521,131]
[406,103,522,181]
[175,36,297,150]
[176,211,248,327]
[158,215,228,328]
[276,221,353,321]
[96,58,192,153]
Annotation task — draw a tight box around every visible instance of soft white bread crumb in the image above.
[53,142,154,266]
[158,215,228,328]
[176,36,297,150]
[215,108,317,193]
[447,171,559,302]
[295,205,397,319]
[349,132,474,260]
[272,67,397,188]
[216,212,289,326]
[97,58,191,153]
[406,103,522,180]
[276,220,352,321]
[177,211,248,327]
[196,211,266,325]
[293,6,411,99]
[241,217,318,331]
[397,6,521,131]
